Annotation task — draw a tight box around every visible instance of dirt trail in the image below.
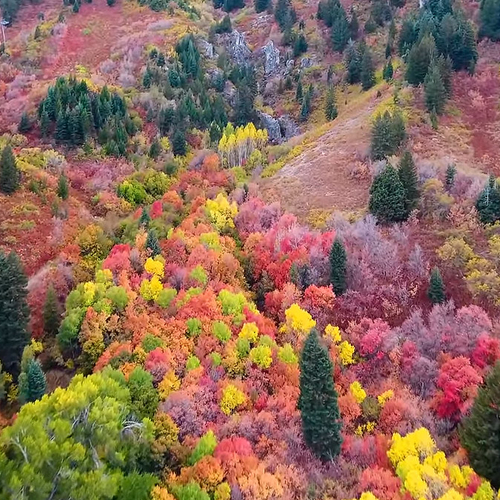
[259,85,390,220]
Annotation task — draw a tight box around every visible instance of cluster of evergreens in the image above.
[213,0,244,13]
[345,41,376,90]
[317,0,351,52]
[0,0,26,23]
[37,76,136,156]
[0,145,21,195]
[476,175,500,224]
[479,0,500,40]
[370,109,406,160]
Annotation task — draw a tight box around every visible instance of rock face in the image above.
[278,115,300,140]
[226,30,252,66]
[199,39,215,59]
[262,40,280,75]
[258,111,282,142]
[300,57,314,69]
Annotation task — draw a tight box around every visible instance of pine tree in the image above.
[406,34,437,85]
[329,237,347,295]
[460,361,500,489]
[299,85,313,122]
[331,12,350,52]
[0,251,30,378]
[424,60,447,115]
[293,33,308,57]
[445,163,456,190]
[139,207,151,227]
[325,85,338,121]
[437,54,453,97]
[146,230,161,257]
[43,284,61,337]
[0,145,20,195]
[346,42,362,84]
[349,8,359,39]
[255,0,269,13]
[383,59,394,81]
[298,329,342,461]
[149,138,161,159]
[371,111,406,160]
[19,359,46,403]
[398,150,419,215]
[18,112,32,133]
[360,47,375,90]
[369,164,407,223]
[73,0,80,12]
[476,175,500,224]
[295,79,303,102]
[57,172,69,200]
[172,129,187,157]
[427,267,445,304]
[479,0,500,41]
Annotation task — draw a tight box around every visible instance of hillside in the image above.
[2,0,500,498]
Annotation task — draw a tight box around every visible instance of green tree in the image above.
[57,172,69,200]
[43,284,61,337]
[19,358,46,404]
[424,60,447,114]
[146,230,161,256]
[73,0,80,12]
[349,8,359,39]
[0,145,20,195]
[398,150,419,215]
[331,11,350,52]
[346,42,362,84]
[255,0,269,13]
[149,138,161,159]
[405,34,436,85]
[293,33,308,57]
[40,108,51,138]
[18,112,32,133]
[460,361,500,489]
[298,329,342,461]
[0,251,30,378]
[476,175,500,224]
[437,54,453,97]
[127,367,159,420]
[427,267,445,304]
[383,59,394,81]
[325,85,338,121]
[445,163,456,190]
[299,85,313,122]
[360,46,375,90]
[369,164,407,223]
[172,129,187,156]
[0,368,154,499]
[329,237,347,295]
[139,207,151,227]
[370,111,406,160]
[295,79,303,102]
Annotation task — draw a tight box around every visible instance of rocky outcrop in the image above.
[199,39,215,59]
[258,111,281,142]
[278,115,300,140]
[225,30,252,66]
[262,41,280,75]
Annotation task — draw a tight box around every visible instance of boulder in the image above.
[199,39,215,59]
[262,40,280,75]
[278,115,300,140]
[258,111,282,142]
[226,30,252,66]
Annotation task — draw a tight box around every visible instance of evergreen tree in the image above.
[360,46,375,90]
[406,34,437,85]
[57,172,69,200]
[346,42,362,84]
[255,0,269,13]
[331,12,350,52]
[142,68,153,89]
[329,237,347,295]
[300,85,313,122]
[325,85,338,121]
[139,207,151,227]
[295,79,303,102]
[43,284,61,337]
[146,230,161,257]
[479,0,500,40]
[349,8,359,39]
[371,111,406,160]
[445,163,456,190]
[233,86,255,126]
[476,175,500,224]
[424,60,447,114]
[73,0,80,12]
[19,359,46,403]
[437,54,453,97]
[460,361,500,489]
[0,145,20,194]
[427,267,445,304]
[172,129,187,156]
[18,112,32,133]
[293,33,308,57]
[149,138,161,159]
[398,150,419,215]
[383,59,394,81]
[298,329,342,461]
[0,251,30,378]
[369,164,407,223]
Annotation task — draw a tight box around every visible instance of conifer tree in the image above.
[73,0,80,12]
[406,34,436,85]
[476,175,500,224]
[172,129,187,156]
[424,60,447,115]
[329,237,347,295]
[369,164,407,223]
[149,138,161,159]
[18,112,32,133]
[43,284,61,337]
[57,172,69,200]
[349,8,359,39]
[255,0,269,13]
[460,361,500,489]
[398,150,419,215]
[0,251,30,378]
[325,85,338,121]
[371,111,406,160]
[437,54,453,97]
[298,329,342,461]
[139,207,151,227]
[427,267,445,304]
[383,59,394,81]
[445,163,456,190]
[331,12,350,52]
[299,85,313,122]
[346,42,362,84]
[479,0,500,41]
[146,230,161,257]
[295,79,303,102]
[0,145,20,195]
[19,359,46,403]
[360,46,375,90]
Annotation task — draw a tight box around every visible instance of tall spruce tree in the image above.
[0,145,20,194]
[460,361,500,489]
[18,112,32,133]
[383,59,394,81]
[325,85,338,121]
[476,175,500,224]
[479,0,500,41]
[19,359,46,403]
[43,284,61,337]
[369,164,407,223]
[331,11,350,52]
[146,230,161,256]
[398,150,419,215]
[298,329,342,461]
[0,251,30,378]
[445,163,456,189]
[329,237,347,295]
[405,34,437,85]
[139,207,151,227]
[57,172,69,200]
[427,267,445,304]
[424,60,447,114]
[360,46,375,90]
[172,129,187,156]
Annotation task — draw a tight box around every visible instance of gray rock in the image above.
[285,59,295,74]
[226,30,252,66]
[199,39,215,59]
[258,111,282,142]
[262,40,280,75]
[300,57,313,69]
[278,115,300,140]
